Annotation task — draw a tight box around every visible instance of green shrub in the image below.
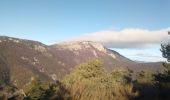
[63,59,138,100]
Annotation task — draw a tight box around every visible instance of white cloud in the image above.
[132,52,166,62]
[74,28,170,48]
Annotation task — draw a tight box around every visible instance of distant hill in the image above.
[0,36,164,88]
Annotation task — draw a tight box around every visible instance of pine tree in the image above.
[154,32,170,99]
[156,32,170,82]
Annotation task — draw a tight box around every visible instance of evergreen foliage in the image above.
[24,77,48,100]
[153,32,170,99]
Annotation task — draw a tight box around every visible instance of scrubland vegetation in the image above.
[0,57,169,100]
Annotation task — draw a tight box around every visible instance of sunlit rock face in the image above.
[57,41,106,51]
[55,41,116,59]
[8,38,21,43]
[34,45,47,53]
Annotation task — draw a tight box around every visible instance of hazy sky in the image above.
[0,0,170,62]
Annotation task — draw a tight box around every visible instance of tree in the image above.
[156,33,170,82]
[24,76,69,100]
[24,76,48,100]
[153,32,170,99]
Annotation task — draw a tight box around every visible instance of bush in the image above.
[24,77,69,100]
[24,77,48,100]
[63,59,138,100]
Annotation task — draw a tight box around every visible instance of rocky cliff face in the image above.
[0,36,163,88]
[51,41,132,70]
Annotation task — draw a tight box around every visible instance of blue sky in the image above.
[0,0,170,62]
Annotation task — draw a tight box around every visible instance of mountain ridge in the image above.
[0,36,164,88]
